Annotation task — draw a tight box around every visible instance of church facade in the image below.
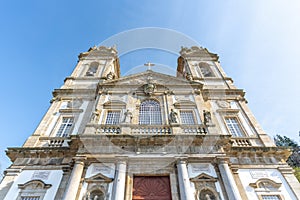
[0,46,299,200]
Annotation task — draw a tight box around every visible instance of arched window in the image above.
[139,100,162,125]
[86,62,99,76]
[198,62,215,77]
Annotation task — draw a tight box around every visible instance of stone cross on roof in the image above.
[144,62,155,71]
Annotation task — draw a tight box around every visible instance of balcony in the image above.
[231,137,263,147]
[85,124,207,135]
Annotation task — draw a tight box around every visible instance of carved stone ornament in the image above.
[106,71,115,80]
[216,100,230,108]
[67,98,83,109]
[186,72,193,81]
[143,83,156,95]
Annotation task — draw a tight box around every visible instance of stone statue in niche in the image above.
[106,71,115,80]
[169,109,178,124]
[203,110,212,126]
[123,109,133,123]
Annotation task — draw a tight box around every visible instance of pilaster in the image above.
[63,156,86,200]
[111,157,127,200]
[217,158,242,200]
[176,158,194,200]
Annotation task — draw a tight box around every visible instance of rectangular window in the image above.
[261,195,281,200]
[105,111,120,124]
[225,117,244,137]
[56,117,74,137]
[21,197,40,200]
[180,111,195,124]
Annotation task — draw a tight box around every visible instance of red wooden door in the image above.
[132,176,172,200]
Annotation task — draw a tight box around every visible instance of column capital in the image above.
[230,164,239,174]
[176,157,188,165]
[4,167,22,176]
[115,156,128,165]
[216,156,230,165]
[73,156,87,165]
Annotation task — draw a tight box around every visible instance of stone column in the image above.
[111,159,127,200]
[218,160,242,200]
[63,157,86,200]
[176,159,193,200]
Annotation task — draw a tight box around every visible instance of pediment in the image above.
[85,173,113,183]
[190,173,217,182]
[18,179,52,189]
[180,46,219,61]
[79,46,118,59]
[103,100,126,108]
[101,70,203,88]
[173,100,196,108]
[249,178,281,190]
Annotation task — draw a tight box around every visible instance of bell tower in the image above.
[70,46,120,80]
[177,46,223,81]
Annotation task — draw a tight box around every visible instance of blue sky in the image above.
[0,1,300,172]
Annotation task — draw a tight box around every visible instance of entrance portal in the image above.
[132,176,172,200]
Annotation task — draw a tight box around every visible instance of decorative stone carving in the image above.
[186,72,193,81]
[31,171,51,180]
[216,100,230,108]
[180,46,219,61]
[106,71,115,80]
[249,178,282,190]
[190,173,220,200]
[143,83,156,95]
[191,164,211,173]
[250,170,269,179]
[67,98,83,109]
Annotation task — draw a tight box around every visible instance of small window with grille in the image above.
[180,111,195,124]
[105,111,121,124]
[261,195,281,200]
[225,117,244,137]
[21,197,40,200]
[56,117,74,137]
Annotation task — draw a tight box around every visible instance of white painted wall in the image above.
[238,169,297,200]
[4,170,63,200]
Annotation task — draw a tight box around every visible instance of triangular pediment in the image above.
[85,173,113,183]
[101,70,203,88]
[190,173,217,182]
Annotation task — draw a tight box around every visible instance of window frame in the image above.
[224,116,246,137]
[179,110,196,125]
[105,110,121,125]
[198,62,216,78]
[17,180,51,200]
[138,99,162,125]
[53,116,75,137]
[85,62,99,77]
